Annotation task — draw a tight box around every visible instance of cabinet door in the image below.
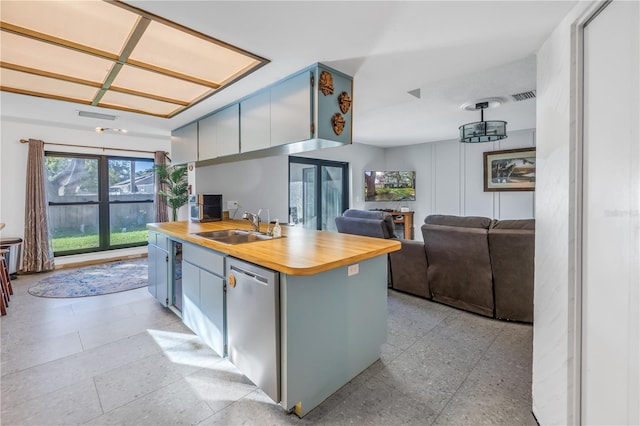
[155,248,169,306]
[216,104,240,157]
[181,261,200,334]
[199,270,225,357]
[148,244,169,305]
[171,122,198,165]
[147,245,158,299]
[241,90,271,153]
[198,113,217,161]
[270,71,312,146]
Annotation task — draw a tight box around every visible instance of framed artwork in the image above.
[483,147,536,192]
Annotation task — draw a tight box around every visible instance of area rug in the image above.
[28,258,148,298]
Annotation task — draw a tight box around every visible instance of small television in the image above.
[364,171,416,202]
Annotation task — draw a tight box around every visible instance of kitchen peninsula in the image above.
[147,220,400,417]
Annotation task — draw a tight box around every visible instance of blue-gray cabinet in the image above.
[216,104,240,157]
[198,113,217,161]
[172,63,353,165]
[270,71,312,147]
[170,122,198,165]
[240,89,271,152]
[181,242,226,357]
[147,232,169,306]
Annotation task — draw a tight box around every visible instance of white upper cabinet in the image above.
[171,122,198,165]
[270,71,312,147]
[240,90,271,153]
[216,104,240,157]
[198,113,217,161]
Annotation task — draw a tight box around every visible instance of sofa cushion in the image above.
[424,214,492,229]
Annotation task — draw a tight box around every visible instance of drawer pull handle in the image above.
[228,274,237,288]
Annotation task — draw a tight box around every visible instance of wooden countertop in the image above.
[147,220,400,276]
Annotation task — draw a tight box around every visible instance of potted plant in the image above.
[155,163,188,221]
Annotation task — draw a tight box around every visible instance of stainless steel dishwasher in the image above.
[225,257,280,403]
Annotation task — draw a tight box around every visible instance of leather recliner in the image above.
[488,219,535,322]
[335,209,396,239]
[422,215,494,317]
[335,209,429,295]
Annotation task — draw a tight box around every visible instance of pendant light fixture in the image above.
[459,101,507,143]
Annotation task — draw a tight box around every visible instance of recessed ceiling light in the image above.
[95,127,128,133]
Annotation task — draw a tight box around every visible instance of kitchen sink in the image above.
[192,229,282,245]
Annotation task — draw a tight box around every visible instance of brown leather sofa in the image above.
[488,219,535,322]
[389,214,534,323]
[389,240,430,299]
[335,209,429,292]
[423,215,494,317]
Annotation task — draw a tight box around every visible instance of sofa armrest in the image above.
[389,240,430,299]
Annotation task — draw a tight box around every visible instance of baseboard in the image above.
[53,252,147,270]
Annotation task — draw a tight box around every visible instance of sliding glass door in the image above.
[289,156,348,231]
[45,152,154,255]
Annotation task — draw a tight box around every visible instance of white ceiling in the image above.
[1,1,577,148]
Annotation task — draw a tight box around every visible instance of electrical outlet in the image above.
[347,264,359,276]
[227,200,239,210]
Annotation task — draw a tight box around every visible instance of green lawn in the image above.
[371,187,415,201]
[52,229,148,253]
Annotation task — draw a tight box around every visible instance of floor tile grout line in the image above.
[90,365,206,419]
[430,321,507,425]
[92,376,105,417]
[0,327,178,402]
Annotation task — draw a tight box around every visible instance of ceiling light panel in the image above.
[0,0,138,56]
[129,20,261,85]
[111,65,210,103]
[0,0,269,117]
[0,31,114,83]
[98,90,182,117]
[0,68,98,102]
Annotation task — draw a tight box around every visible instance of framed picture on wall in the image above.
[483,148,536,192]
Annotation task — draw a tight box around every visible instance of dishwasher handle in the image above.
[229,264,269,285]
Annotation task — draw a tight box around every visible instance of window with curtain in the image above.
[45,152,155,255]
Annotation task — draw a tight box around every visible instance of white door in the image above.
[582,1,639,423]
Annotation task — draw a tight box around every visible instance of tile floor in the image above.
[1,269,536,425]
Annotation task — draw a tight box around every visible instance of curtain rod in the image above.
[19,139,165,155]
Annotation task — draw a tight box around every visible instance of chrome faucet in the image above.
[242,210,261,232]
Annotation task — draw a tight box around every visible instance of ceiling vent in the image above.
[511,90,536,101]
[76,110,117,121]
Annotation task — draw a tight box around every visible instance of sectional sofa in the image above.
[390,214,535,323]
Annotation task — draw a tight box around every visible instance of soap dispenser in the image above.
[273,219,281,238]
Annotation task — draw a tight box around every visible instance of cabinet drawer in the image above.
[183,242,225,275]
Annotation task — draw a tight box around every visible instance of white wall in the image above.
[385,129,536,240]
[195,142,386,223]
[533,2,593,425]
[0,116,170,264]
[193,131,535,238]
